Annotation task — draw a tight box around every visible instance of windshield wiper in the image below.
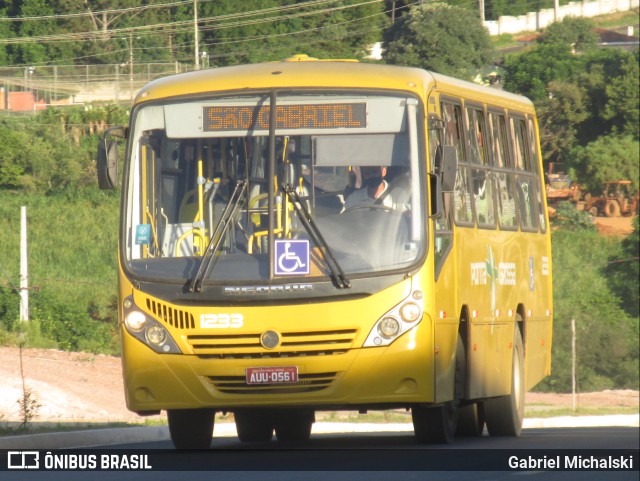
[281,183,351,289]
[187,180,247,293]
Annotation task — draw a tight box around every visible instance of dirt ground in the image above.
[0,346,637,424]
[593,215,635,237]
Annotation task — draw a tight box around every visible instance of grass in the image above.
[592,9,640,33]
[0,421,132,436]
[525,406,639,418]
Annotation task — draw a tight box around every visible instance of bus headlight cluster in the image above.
[123,297,181,354]
[364,290,424,347]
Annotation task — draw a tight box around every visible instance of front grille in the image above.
[207,371,338,394]
[187,328,358,359]
[146,299,195,330]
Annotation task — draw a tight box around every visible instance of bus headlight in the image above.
[125,311,146,331]
[145,325,167,346]
[400,302,421,322]
[379,317,400,338]
[122,297,181,354]
[364,290,424,347]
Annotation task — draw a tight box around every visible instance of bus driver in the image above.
[344,166,392,210]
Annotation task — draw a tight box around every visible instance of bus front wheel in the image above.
[167,408,215,449]
[412,402,457,444]
[484,327,525,436]
[234,409,274,443]
[412,335,465,444]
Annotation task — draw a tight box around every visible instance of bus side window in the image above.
[496,172,518,229]
[441,102,465,163]
[453,166,474,225]
[511,117,531,171]
[466,107,490,165]
[472,167,495,227]
[489,112,510,168]
[517,175,538,231]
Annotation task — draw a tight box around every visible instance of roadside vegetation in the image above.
[0,5,637,395]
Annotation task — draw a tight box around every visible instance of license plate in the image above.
[246,366,298,385]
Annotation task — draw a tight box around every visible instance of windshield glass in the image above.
[123,91,425,285]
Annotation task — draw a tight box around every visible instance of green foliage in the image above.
[538,16,599,51]
[382,3,494,80]
[194,0,386,66]
[606,217,640,318]
[536,80,589,165]
[502,16,639,187]
[571,135,640,192]
[602,50,640,139]
[0,189,120,354]
[0,106,129,193]
[31,288,117,353]
[536,224,639,392]
[551,201,596,232]
[503,42,579,101]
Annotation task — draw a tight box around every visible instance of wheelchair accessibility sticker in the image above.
[274,240,309,275]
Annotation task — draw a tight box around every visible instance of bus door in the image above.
[428,99,461,404]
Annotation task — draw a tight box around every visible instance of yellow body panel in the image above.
[120,273,436,411]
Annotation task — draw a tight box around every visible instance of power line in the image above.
[0,0,380,45]
[0,0,198,22]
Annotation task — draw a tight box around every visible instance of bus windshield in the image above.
[123,91,425,286]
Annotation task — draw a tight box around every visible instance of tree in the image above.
[536,80,589,167]
[382,2,494,80]
[502,42,578,101]
[570,135,640,193]
[537,222,639,392]
[195,0,385,67]
[607,217,640,318]
[538,16,599,52]
[602,49,640,140]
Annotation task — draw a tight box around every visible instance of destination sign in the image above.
[203,103,366,132]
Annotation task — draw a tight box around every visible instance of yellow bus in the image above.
[98,55,553,449]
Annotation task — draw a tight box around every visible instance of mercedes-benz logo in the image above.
[260,330,280,350]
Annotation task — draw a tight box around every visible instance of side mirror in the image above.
[429,173,444,219]
[97,127,125,190]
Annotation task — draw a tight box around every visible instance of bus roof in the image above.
[135,57,534,112]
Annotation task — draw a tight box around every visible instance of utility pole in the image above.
[20,206,28,322]
[194,0,200,70]
[129,30,134,101]
[571,319,576,411]
[479,0,485,22]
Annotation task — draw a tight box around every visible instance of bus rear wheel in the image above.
[484,327,525,436]
[456,402,485,437]
[234,409,274,443]
[167,408,215,449]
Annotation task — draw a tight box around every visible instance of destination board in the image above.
[203,103,366,132]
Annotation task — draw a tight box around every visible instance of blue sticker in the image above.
[275,240,310,275]
[135,224,151,245]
